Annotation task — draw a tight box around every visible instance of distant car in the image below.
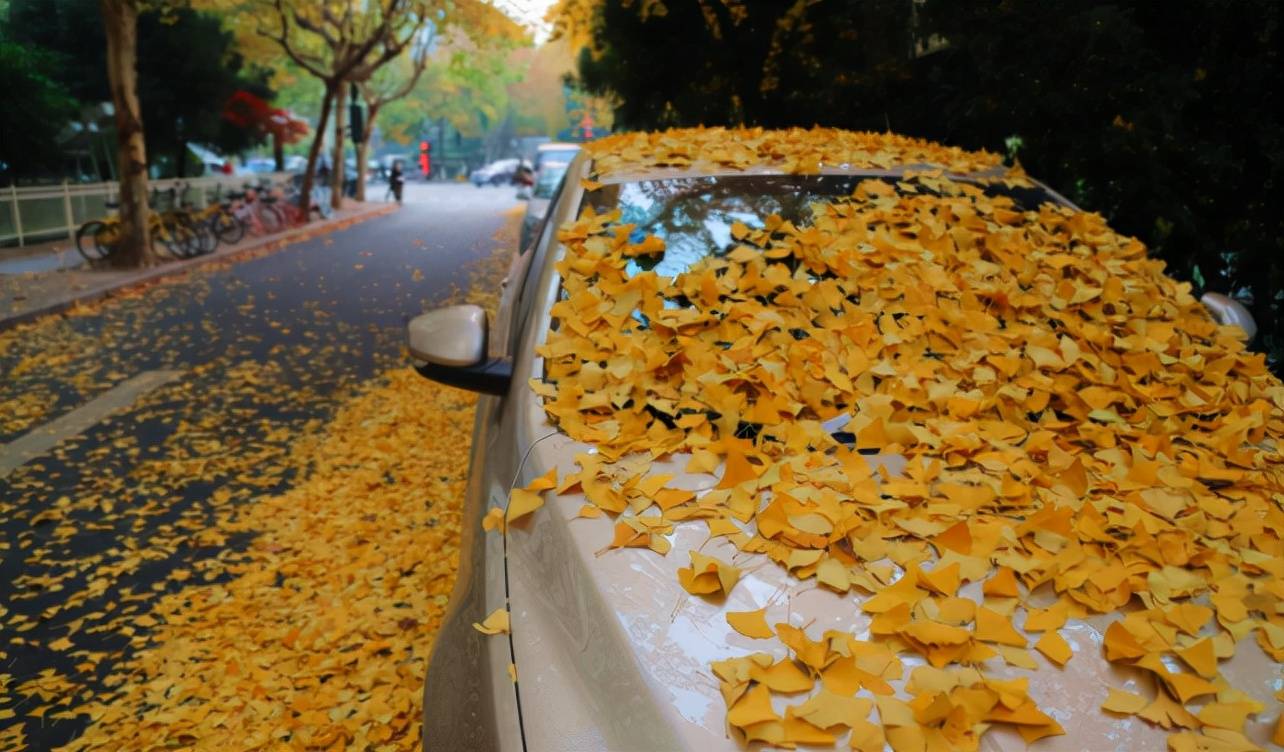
[470,158,524,187]
[283,155,307,172]
[518,159,573,251]
[244,158,277,174]
[533,141,581,172]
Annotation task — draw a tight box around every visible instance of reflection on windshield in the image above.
[582,175,1056,281]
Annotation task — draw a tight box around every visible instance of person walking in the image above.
[389,160,405,204]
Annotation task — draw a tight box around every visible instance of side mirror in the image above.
[1201,292,1257,340]
[408,305,512,395]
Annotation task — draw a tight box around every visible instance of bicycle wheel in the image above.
[92,222,123,260]
[76,221,108,262]
[256,202,283,234]
[194,218,218,255]
[158,216,193,258]
[213,210,245,245]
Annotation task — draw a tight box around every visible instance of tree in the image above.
[353,40,431,200]
[8,0,280,177]
[255,0,430,212]
[222,89,309,170]
[100,0,154,267]
[0,40,78,178]
[134,6,275,176]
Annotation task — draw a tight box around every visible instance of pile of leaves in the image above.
[512,131,1284,750]
[51,368,474,750]
[583,127,1007,178]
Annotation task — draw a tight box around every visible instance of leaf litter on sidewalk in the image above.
[1,204,522,751]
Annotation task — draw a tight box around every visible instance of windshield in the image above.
[533,162,570,199]
[578,174,1061,281]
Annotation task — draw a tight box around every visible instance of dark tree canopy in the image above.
[575,0,1284,366]
[4,0,275,177]
[0,40,78,177]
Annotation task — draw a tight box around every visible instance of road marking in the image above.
[0,369,183,479]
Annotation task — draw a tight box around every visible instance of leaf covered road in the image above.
[0,183,521,750]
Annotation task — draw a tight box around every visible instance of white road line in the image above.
[0,369,183,479]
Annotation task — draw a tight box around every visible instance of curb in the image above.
[0,203,399,333]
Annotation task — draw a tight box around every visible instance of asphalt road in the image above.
[0,181,523,750]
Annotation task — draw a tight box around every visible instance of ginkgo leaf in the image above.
[1034,630,1073,666]
[473,608,510,635]
[726,608,774,639]
[1101,687,1149,715]
[677,551,740,597]
[506,487,544,524]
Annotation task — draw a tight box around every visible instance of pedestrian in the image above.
[389,160,404,204]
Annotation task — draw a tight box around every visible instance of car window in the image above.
[532,163,570,199]
[580,174,1062,284]
[509,170,572,354]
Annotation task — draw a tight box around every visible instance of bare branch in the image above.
[258,0,330,81]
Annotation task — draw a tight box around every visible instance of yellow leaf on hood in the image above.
[1101,687,1149,715]
[726,608,774,639]
[727,683,778,728]
[1033,630,1072,666]
[676,551,740,597]
[974,607,1026,647]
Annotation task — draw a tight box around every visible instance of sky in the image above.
[493,0,557,43]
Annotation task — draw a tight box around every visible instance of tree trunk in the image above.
[273,133,284,172]
[298,84,334,216]
[354,102,380,202]
[101,0,154,268]
[355,136,369,202]
[175,139,187,178]
[331,83,346,211]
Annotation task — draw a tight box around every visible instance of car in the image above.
[517,159,574,251]
[532,141,581,172]
[407,128,1270,751]
[244,158,277,174]
[470,158,525,187]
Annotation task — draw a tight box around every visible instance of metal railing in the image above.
[1,173,294,248]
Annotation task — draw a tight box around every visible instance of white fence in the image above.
[1,172,294,248]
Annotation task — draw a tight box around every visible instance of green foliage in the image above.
[381,39,523,144]
[134,6,275,174]
[0,40,78,177]
[575,0,1284,368]
[5,0,275,177]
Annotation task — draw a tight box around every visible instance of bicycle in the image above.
[232,181,286,237]
[76,198,188,263]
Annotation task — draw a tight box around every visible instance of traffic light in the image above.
[418,140,431,177]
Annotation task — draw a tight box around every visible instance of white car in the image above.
[471,158,524,187]
[409,130,1269,751]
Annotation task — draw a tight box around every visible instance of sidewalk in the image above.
[0,200,398,330]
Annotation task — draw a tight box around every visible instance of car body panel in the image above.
[425,153,1280,750]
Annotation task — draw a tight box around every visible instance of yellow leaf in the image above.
[726,608,774,639]
[472,608,510,635]
[1033,630,1072,666]
[506,487,544,524]
[1100,687,1148,715]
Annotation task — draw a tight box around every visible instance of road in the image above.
[0,181,523,750]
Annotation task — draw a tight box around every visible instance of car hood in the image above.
[504,419,1280,751]
[498,156,1277,751]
